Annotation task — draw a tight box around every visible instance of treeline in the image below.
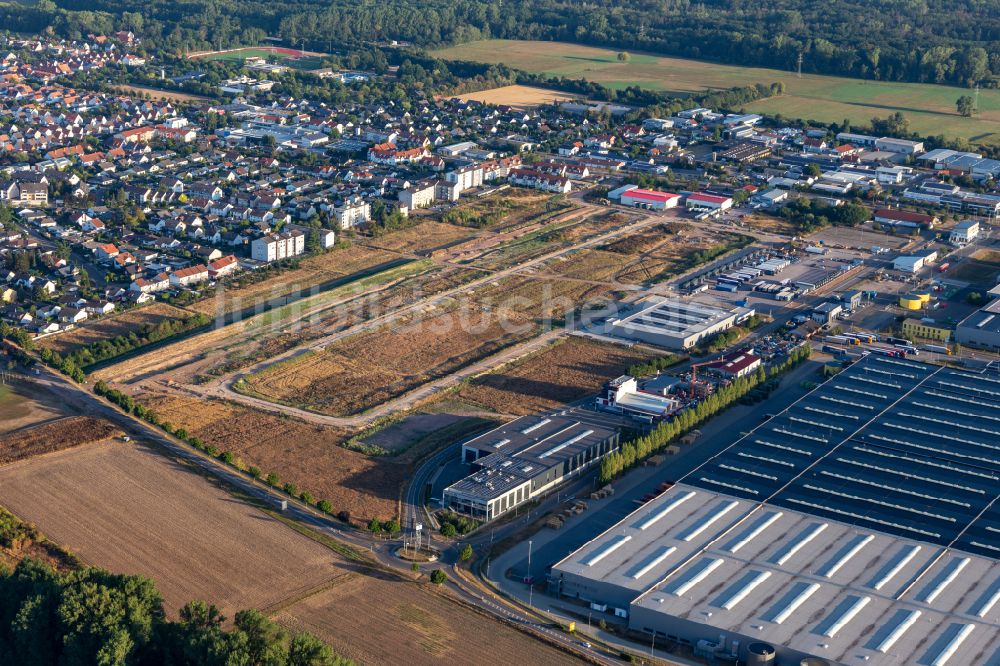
[0,558,349,666]
[58,313,209,370]
[600,345,811,483]
[777,198,870,233]
[26,0,999,88]
[93,381,358,527]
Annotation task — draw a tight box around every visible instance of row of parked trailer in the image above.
[822,332,939,358]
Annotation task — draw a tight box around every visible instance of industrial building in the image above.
[596,376,680,422]
[549,356,1000,665]
[442,409,621,521]
[686,192,734,211]
[893,251,937,273]
[950,220,980,246]
[618,187,681,210]
[609,298,755,350]
[956,297,1000,351]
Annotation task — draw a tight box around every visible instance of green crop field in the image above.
[432,40,1000,144]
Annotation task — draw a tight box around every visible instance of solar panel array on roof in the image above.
[687,355,1000,557]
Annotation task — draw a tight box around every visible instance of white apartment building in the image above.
[251,230,306,262]
[333,198,371,229]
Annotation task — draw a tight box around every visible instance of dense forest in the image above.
[15,0,999,88]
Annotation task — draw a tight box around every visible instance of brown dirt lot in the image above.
[274,574,584,666]
[134,392,405,521]
[0,440,341,617]
[37,303,193,356]
[454,337,659,415]
[0,416,121,464]
[449,84,582,110]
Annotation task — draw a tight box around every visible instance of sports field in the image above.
[433,40,1000,143]
[188,46,326,71]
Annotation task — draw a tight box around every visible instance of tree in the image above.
[288,632,337,665]
[460,543,473,562]
[430,570,447,585]
[367,517,382,533]
[617,52,630,63]
[805,163,822,178]
[440,523,457,537]
[956,95,975,117]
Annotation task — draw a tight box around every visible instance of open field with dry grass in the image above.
[37,303,193,356]
[0,416,121,464]
[453,336,659,415]
[236,305,539,417]
[133,392,405,521]
[0,383,64,435]
[0,439,341,617]
[363,220,479,254]
[434,39,1000,143]
[115,85,211,103]
[449,84,582,110]
[275,573,584,666]
[187,244,399,316]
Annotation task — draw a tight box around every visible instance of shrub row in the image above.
[600,345,811,483]
[92,381,347,523]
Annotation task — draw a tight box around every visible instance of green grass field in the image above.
[193,48,326,71]
[432,40,1000,144]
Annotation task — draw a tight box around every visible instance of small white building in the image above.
[949,220,980,246]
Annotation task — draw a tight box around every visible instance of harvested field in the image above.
[0,439,340,617]
[38,302,193,355]
[434,39,1000,143]
[116,85,210,103]
[134,392,405,521]
[274,574,584,666]
[449,84,581,110]
[0,416,121,464]
[454,336,659,415]
[187,245,398,316]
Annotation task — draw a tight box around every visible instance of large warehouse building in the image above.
[610,298,755,350]
[956,297,1000,351]
[549,356,1000,665]
[442,409,622,522]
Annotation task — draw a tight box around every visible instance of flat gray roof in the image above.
[612,298,735,339]
[554,484,1000,666]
